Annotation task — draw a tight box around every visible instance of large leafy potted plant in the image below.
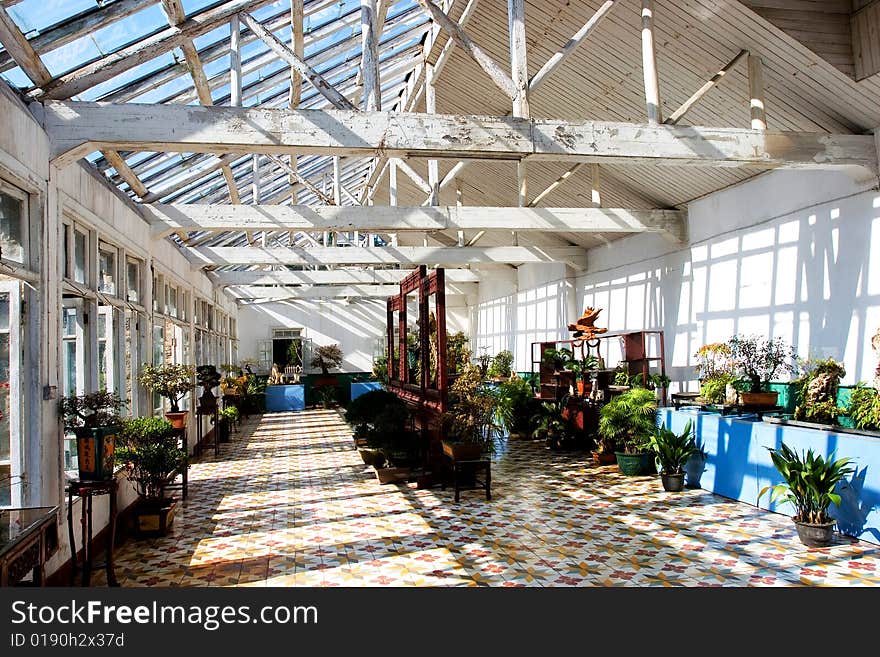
[565,354,599,397]
[344,389,415,482]
[442,366,500,460]
[530,399,571,450]
[59,390,125,481]
[649,419,698,492]
[446,331,471,378]
[116,416,188,537]
[599,388,658,475]
[495,376,540,439]
[758,443,854,547]
[728,334,797,408]
[487,350,514,380]
[848,383,880,431]
[138,363,195,428]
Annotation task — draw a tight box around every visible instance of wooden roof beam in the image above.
[184,245,588,269]
[212,268,481,285]
[46,103,879,180]
[0,5,51,86]
[143,204,686,242]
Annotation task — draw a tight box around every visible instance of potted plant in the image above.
[59,390,125,481]
[728,334,797,408]
[648,372,671,402]
[138,363,196,428]
[487,350,514,380]
[699,372,736,405]
[848,383,880,431]
[214,405,239,442]
[543,347,573,373]
[530,399,571,450]
[565,355,599,397]
[693,342,732,382]
[791,357,846,425]
[196,364,221,412]
[442,366,500,460]
[116,416,188,537]
[344,389,415,482]
[495,376,540,438]
[310,344,343,387]
[649,419,698,492]
[599,387,658,475]
[446,331,471,377]
[758,443,854,547]
[372,355,389,384]
[315,385,338,409]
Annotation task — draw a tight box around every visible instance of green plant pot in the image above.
[660,473,686,492]
[615,451,653,476]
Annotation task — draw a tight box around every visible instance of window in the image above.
[73,228,87,285]
[0,182,27,266]
[168,286,177,319]
[0,290,12,505]
[61,299,87,475]
[99,246,116,296]
[153,275,162,313]
[126,259,140,304]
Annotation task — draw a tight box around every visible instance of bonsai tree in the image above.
[116,417,187,501]
[793,357,846,425]
[443,365,500,452]
[759,443,853,546]
[60,390,125,431]
[598,388,658,454]
[196,364,221,409]
[727,334,797,393]
[310,344,343,375]
[693,342,732,381]
[487,350,514,379]
[138,363,196,413]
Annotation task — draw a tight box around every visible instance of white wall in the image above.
[471,263,578,372]
[237,294,470,373]
[577,170,880,390]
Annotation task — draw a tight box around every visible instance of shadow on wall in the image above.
[577,192,880,388]
[473,279,573,371]
[237,299,387,372]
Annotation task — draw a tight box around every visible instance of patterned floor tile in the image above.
[101,410,880,587]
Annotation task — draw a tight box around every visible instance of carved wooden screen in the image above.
[386,265,448,413]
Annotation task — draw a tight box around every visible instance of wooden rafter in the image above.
[0,5,51,86]
[211,268,481,285]
[35,0,279,100]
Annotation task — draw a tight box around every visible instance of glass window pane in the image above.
[63,226,70,279]
[99,250,115,295]
[74,230,86,284]
[127,261,139,303]
[0,292,8,331]
[0,190,24,264]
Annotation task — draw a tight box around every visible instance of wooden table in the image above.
[0,506,59,586]
[442,457,491,502]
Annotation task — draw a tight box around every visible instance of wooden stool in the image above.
[66,479,118,587]
[443,458,491,502]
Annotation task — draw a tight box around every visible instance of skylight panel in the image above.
[80,51,177,101]
[7,0,94,35]
[91,4,167,53]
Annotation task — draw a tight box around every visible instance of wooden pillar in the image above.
[361,0,381,111]
[229,16,242,108]
[389,160,398,247]
[640,0,662,124]
[590,163,601,208]
[289,0,304,204]
[748,53,767,130]
[425,61,440,205]
[508,0,530,118]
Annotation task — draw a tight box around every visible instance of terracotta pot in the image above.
[740,391,779,408]
[164,411,188,429]
[592,451,617,466]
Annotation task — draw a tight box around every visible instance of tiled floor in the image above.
[103,409,880,587]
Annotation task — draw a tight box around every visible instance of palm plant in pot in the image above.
[727,334,797,408]
[116,417,188,537]
[649,419,698,492]
[598,388,658,475]
[138,363,195,428]
[530,399,571,450]
[59,390,125,481]
[758,443,853,547]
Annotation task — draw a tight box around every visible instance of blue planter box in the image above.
[661,408,880,545]
[265,384,305,412]
[350,382,383,401]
